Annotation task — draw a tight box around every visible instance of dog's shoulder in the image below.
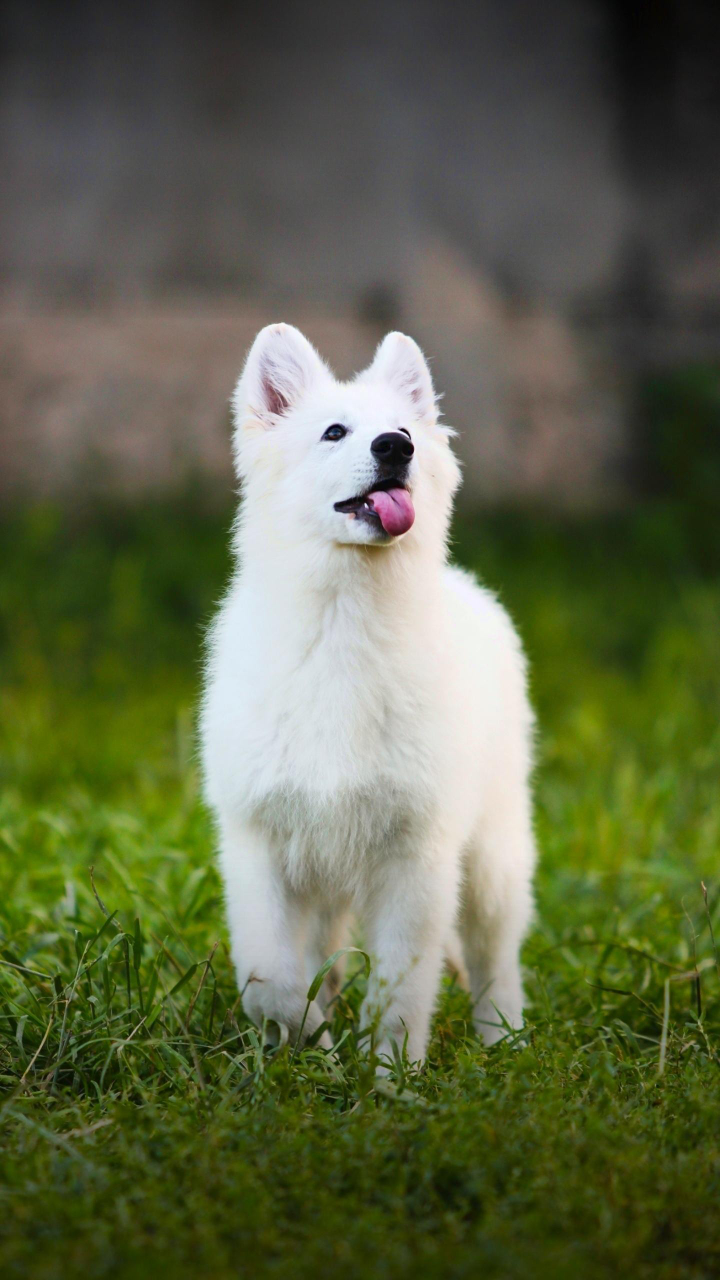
[443,563,528,692]
[443,564,517,636]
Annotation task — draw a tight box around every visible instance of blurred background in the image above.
[2,0,719,515]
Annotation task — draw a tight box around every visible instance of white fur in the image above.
[201,323,536,1064]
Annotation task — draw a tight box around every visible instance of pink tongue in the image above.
[367,487,415,536]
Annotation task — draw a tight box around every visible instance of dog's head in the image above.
[233,323,460,552]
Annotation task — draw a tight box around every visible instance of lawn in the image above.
[0,499,718,1280]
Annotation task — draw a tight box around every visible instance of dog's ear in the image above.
[234,323,329,430]
[364,332,436,423]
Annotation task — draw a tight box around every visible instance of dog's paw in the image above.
[243,977,330,1047]
[473,996,524,1047]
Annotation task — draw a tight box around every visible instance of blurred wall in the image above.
[1,0,719,506]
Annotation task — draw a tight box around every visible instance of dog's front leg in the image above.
[218,818,330,1047]
[361,848,459,1068]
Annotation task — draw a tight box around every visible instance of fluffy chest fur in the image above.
[204,571,453,890]
[251,781,428,896]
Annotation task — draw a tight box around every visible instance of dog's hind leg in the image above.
[443,925,469,990]
[459,798,535,1046]
[304,908,351,1014]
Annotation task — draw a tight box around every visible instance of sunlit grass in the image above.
[0,500,718,1279]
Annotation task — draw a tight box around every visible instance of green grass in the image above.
[0,499,718,1279]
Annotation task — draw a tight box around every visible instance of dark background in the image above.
[1,0,719,511]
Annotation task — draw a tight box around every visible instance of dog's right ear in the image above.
[362,331,437,424]
[233,323,329,431]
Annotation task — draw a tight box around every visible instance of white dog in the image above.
[201,323,536,1064]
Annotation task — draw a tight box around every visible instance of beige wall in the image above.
[2,1,719,506]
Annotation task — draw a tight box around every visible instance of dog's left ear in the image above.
[364,332,436,423]
[234,323,330,431]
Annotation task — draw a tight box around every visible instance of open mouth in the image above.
[334,477,415,537]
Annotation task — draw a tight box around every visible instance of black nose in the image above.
[370,432,414,467]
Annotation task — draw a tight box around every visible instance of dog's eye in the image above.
[321,424,348,442]
[399,428,412,439]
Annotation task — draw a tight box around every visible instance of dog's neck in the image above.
[235,507,448,644]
